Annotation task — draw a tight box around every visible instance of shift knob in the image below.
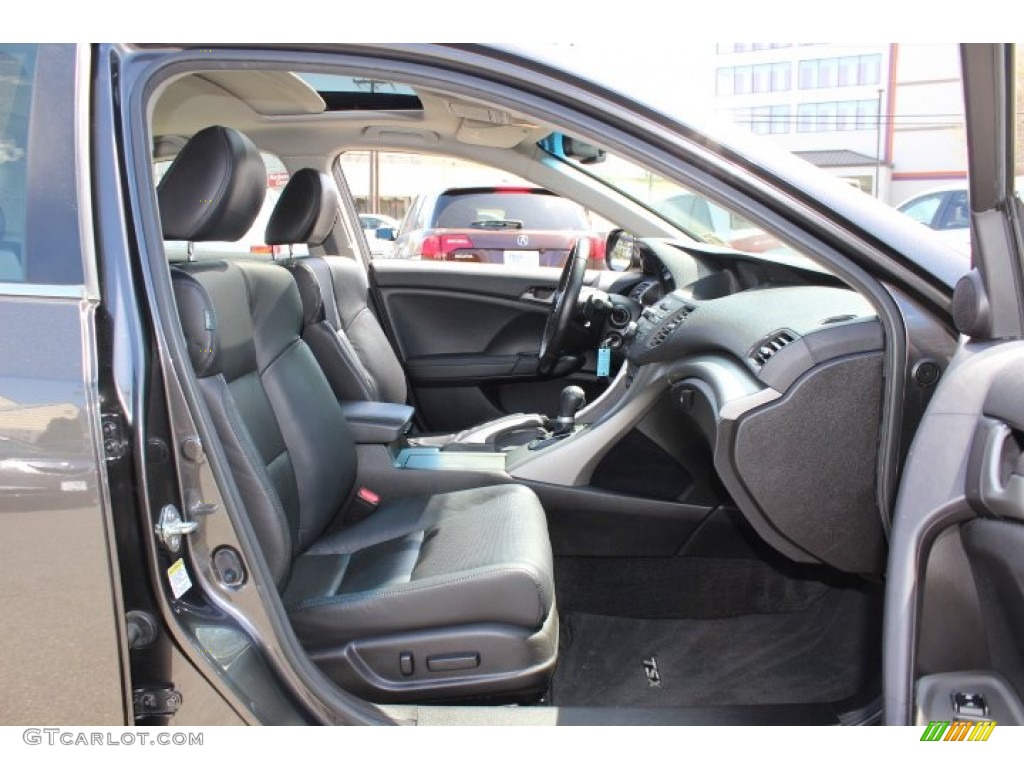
[550,385,586,436]
[559,385,587,420]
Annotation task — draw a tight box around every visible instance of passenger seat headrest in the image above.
[265,168,340,246]
[158,125,266,242]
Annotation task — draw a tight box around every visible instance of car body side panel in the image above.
[0,295,125,725]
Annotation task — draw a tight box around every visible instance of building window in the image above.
[818,58,838,89]
[734,65,752,95]
[771,62,791,92]
[796,99,880,132]
[752,63,772,94]
[719,62,792,95]
[732,104,790,135]
[838,56,859,87]
[798,53,884,89]
[799,60,818,89]
[836,100,859,131]
[737,107,753,131]
[770,105,791,134]
[716,67,734,95]
[816,101,837,131]
[859,54,881,85]
[751,105,771,134]
[856,99,879,129]
[797,103,816,133]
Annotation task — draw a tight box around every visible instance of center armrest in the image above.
[339,401,415,444]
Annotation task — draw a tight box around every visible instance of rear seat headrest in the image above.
[264,168,340,246]
[158,125,266,242]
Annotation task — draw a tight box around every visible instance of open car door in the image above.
[884,43,1024,726]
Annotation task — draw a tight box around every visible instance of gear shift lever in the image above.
[550,385,586,436]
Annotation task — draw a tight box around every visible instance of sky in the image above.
[4,0,1009,42]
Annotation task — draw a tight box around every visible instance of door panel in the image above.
[371,260,603,430]
[0,300,126,726]
[885,44,1024,726]
[885,343,1024,725]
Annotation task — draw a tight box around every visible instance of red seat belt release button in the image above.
[357,487,381,506]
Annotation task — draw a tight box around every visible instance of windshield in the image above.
[432,190,590,231]
[539,133,801,261]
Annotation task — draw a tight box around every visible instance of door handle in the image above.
[520,286,555,306]
[967,417,1024,520]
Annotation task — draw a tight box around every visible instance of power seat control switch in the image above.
[952,691,988,718]
[399,652,414,676]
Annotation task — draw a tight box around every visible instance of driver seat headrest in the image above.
[264,168,341,247]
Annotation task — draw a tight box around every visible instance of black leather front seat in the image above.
[159,127,558,703]
[264,169,547,449]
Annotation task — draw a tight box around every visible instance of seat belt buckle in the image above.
[348,486,381,525]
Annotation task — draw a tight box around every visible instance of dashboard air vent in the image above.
[629,279,659,303]
[750,329,798,366]
[648,304,696,347]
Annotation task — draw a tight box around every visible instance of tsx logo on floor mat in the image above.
[642,656,662,688]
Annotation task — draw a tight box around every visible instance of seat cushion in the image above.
[282,484,554,649]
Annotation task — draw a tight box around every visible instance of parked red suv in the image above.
[390,186,606,267]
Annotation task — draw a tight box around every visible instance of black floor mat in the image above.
[551,587,881,708]
[554,555,844,620]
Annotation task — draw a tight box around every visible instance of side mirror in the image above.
[606,229,639,272]
[375,226,397,242]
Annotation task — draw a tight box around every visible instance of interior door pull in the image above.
[520,287,554,305]
[966,417,1024,520]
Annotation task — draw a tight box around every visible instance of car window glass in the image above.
[432,192,590,230]
[899,194,943,226]
[540,134,828,270]
[155,152,305,260]
[937,190,970,230]
[0,45,36,283]
[338,151,614,263]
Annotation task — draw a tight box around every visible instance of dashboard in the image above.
[592,238,890,575]
[599,238,883,392]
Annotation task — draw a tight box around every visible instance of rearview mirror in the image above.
[375,227,397,241]
[606,229,638,271]
[562,136,606,165]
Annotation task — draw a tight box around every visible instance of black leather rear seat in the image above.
[159,127,557,702]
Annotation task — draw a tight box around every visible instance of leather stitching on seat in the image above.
[171,272,218,376]
[348,304,371,331]
[259,335,303,378]
[205,130,235,233]
[214,373,294,559]
[325,327,377,400]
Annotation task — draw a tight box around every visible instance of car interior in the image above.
[140,64,959,723]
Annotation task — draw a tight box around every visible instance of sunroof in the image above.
[296,73,422,111]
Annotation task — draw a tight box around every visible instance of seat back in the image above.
[265,168,407,405]
[160,128,358,588]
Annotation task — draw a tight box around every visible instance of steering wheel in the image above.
[538,237,590,375]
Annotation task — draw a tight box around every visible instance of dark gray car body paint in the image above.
[0,44,127,725]
[0,297,127,725]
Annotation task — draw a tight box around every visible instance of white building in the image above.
[712,43,967,205]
